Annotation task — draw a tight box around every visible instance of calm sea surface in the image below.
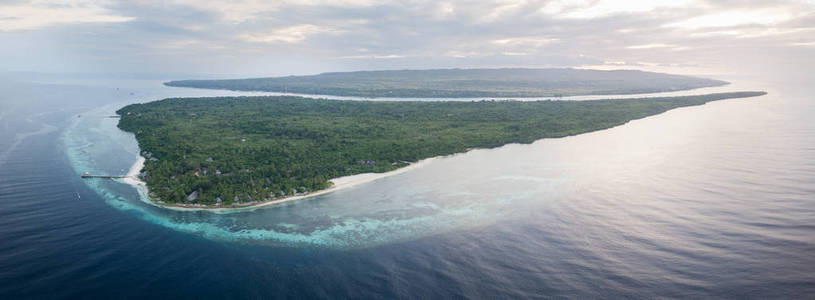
[0,74,813,298]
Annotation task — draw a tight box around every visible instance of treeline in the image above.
[164,68,728,98]
[117,91,765,206]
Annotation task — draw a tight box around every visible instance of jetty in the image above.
[81,172,131,179]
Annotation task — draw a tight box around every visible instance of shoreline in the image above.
[120,155,437,213]
[115,90,766,213]
[164,81,732,102]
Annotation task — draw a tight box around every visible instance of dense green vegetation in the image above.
[165,68,728,98]
[117,91,765,206]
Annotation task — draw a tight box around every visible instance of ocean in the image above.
[0,74,813,298]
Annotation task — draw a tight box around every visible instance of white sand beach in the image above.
[120,155,436,213]
[121,156,146,187]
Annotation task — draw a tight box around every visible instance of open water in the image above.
[0,74,813,298]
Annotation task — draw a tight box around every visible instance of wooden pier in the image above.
[81,172,131,179]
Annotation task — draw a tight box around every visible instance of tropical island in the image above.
[164,68,728,98]
[117,91,766,208]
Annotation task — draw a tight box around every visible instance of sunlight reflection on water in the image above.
[61,78,800,251]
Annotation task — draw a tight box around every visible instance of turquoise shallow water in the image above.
[61,98,559,248]
[57,77,762,249]
[1,75,814,298]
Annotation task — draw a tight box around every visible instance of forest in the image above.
[117,91,765,206]
[164,68,728,98]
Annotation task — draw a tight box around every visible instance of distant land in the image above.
[117,91,765,208]
[164,68,729,98]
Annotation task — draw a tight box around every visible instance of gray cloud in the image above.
[0,0,813,77]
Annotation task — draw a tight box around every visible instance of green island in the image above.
[117,91,765,207]
[165,68,727,98]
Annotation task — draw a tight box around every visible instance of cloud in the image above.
[433,2,456,19]
[626,43,677,49]
[492,37,560,47]
[690,27,815,39]
[239,24,344,43]
[444,50,492,58]
[0,0,133,31]
[501,51,532,56]
[538,0,692,19]
[338,54,406,59]
[479,0,528,22]
[167,0,380,23]
[1,0,814,76]
[665,9,797,29]
[626,43,689,51]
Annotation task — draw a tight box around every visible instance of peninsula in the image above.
[164,68,728,98]
[117,91,766,208]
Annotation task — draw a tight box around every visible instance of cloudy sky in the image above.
[1,0,813,77]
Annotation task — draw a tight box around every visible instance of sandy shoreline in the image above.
[121,156,146,187]
[119,155,436,213]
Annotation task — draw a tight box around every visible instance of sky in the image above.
[1,0,813,78]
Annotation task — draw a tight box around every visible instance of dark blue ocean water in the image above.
[0,75,813,299]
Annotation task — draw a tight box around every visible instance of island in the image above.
[116,91,766,208]
[164,68,728,98]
